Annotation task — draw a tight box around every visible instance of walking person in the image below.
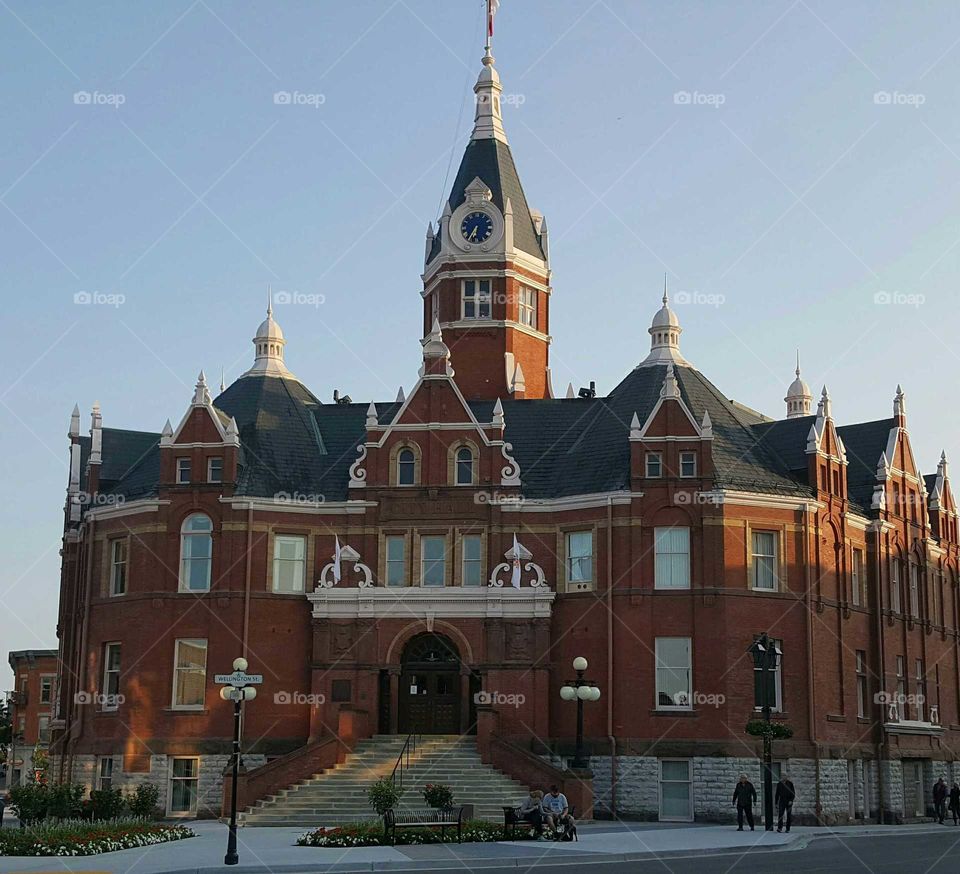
[934,777,948,824]
[949,782,960,826]
[775,773,796,833]
[732,774,757,831]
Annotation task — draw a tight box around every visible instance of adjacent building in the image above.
[48,38,960,824]
[5,650,58,789]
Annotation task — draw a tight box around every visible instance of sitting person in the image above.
[518,789,544,836]
[541,785,575,838]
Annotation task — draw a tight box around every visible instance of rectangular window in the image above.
[655,637,692,710]
[207,457,223,483]
[462,279,492,319]
[932,571,941,626]
[566,531,593,586]
[856,651,867,719]
[385,536,406,586]
[753,638,783,712]
[645,452,662,478]
[659,759,693,822]
[168,758,199,815]
[272,534,306,593]
[891,560,901,613]
[176,457,191,484]
[909,564,920,618]
[655,527,690,589]
[518,286,537,328]
[39,675,54,705]
[679,451,697,478]
[102,643,121,711]
[109,539,127,596]
[421,536,446,587]
[38,716,50,744]
[851,548,864,607]
[895,656,906,720]
[172,639,207,709]
[97,757,114,791]
[751,531,778,591]
[461,534,482,587]
[431,290,439,324]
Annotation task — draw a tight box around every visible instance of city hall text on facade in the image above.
[47,36,960,825]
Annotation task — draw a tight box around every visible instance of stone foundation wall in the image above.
[66,753,267,817]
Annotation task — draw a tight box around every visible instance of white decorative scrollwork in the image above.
[488,562,510,588]
[487,536,549,589]
[349,444,367,488]
[526,561,547,587]
[316,542,375,589]
[500,442,521,486]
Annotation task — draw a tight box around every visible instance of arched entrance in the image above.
[398,633,462,734]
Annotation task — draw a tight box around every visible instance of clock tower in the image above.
[422,40,552,401]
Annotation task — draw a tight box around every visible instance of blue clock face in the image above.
[461,211,494,244]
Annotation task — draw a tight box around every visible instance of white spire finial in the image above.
[639,287,688,368]
[894,384,906,417]
[785,351,812,418]
[194,371,212,406]
[267,285,273,318]
[242,299,295,380]
[796,349,801,378]
[663,272,668,306]
[366,402,378,429]
[219,366,226,394]
[472,7,507,145]
[820,385,831,419]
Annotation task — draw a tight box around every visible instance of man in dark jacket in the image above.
[949,782,960,825]
[934,778,948,824]
[732,774,757,831]
[775,774,796,832]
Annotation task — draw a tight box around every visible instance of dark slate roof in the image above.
[837,418,895,511]
[427,138,545,263]
[99,428,160,491]
[924,473,938,496]
[750,416,815,476]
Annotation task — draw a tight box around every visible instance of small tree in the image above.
[89,786,127,820]
[367,778,401,817]
[46,782,84,820]
[422,783,454,809]
[127,783,162,819]
[9,782,50,826]
[31,744,49,783]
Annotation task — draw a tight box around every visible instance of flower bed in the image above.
[0,818,195,857]
[297,819,533,848]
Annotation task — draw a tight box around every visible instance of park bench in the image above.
[384,806,464,845]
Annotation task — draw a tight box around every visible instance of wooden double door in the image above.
[398,669,460,734]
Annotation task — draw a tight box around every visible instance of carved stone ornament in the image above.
[500,442,521,486]
[317,542,374,588]
[349,444,367,488]
[488,538,547,588]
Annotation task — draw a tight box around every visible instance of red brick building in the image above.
[50,44,960,825]
[5,650,58,789]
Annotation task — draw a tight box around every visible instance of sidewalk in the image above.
[0,820,952,874]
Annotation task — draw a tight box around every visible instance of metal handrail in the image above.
[389,732,420,792]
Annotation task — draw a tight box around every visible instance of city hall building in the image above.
[49,39,960,825]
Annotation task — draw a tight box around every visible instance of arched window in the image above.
[180,514,213,592]
[397,448,416,486]
[455,446,475,485]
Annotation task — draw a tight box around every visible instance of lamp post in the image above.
[748,633,781,832]
[217,658,261,866]
[559,656,601,770]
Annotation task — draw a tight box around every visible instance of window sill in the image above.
[650,708,698,717]
[857,717,871,725]
[166,707,208,714]
[826,713,846,723]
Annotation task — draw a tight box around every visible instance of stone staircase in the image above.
[241,734,530,827]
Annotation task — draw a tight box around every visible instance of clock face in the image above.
[460,210,494,244]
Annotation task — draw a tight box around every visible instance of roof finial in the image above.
[219,366,226,394]
[796,349,801,378]
[663,272,668,306]
[472,2,507,143]
[267,285,273,318]
[485,0,499,57]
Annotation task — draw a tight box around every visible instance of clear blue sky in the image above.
[3,1,960,687]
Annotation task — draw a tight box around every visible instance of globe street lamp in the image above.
[217,657,261,866]
[560,656,601,770]
[748,633,781,832]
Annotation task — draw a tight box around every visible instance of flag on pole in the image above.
[510,533,521,589]
[488,0,500,39]
[333,535,342,584]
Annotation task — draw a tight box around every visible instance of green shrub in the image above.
[745,719,794,740]
[367,778,401,816]
[422,783,454,809]
[89,787,126,820]
[46,782,84,820]
[126,783,161,819]
[9,783,50,826]
[0,817,194,856]
[297,819,532,847]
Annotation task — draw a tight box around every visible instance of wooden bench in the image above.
[503,803,577,840]
[384,806,464,845]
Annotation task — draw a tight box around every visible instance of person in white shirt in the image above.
[541,785,574,835]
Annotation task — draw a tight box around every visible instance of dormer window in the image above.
[176,458,191,484]
[646,452,662,478]
[680,451,697,478]
[462,279,492,319]
[397,448,416,486]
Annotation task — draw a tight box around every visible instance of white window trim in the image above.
[176,457,191,484]
[645,452,663,478]
[420,535,447,587]
[179,514,213,593]
[171,638,208,711]
[565,530,594,587]
[207,457,223,483]
[518,286,536,328]
[97,756,114,791]
[679,451,697,478]
[654,527,691,590]
[454,446,476,486]
[396,447,418,487]
[659,758,694,822]
[39,674,55,706]
[272,533,306,593]
[461,533,483,587]
[655,637,692,711]
[166,756,200,817]
[750,530,779,592]
[109,538,127,596]
[461,278,492,320]
[385,534,407,587]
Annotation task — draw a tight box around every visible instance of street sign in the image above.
[215,672,264,687]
